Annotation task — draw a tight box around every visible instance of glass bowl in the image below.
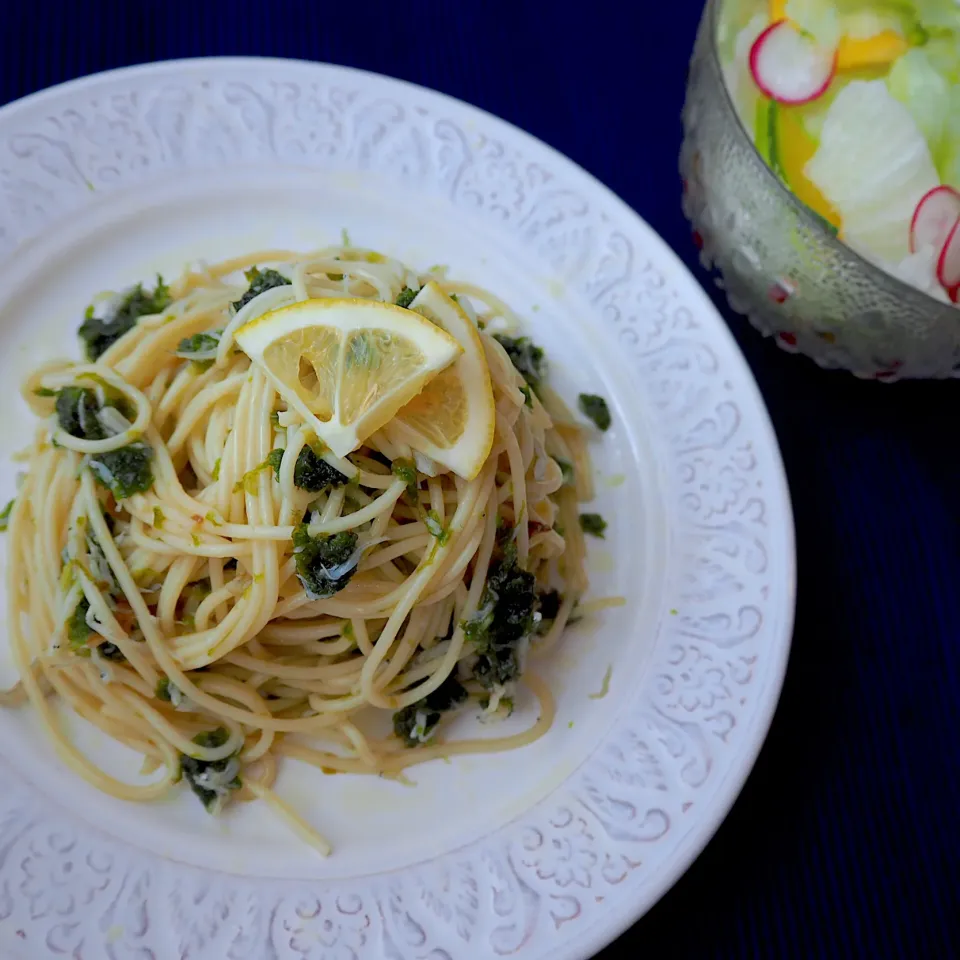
[680,0,960,381]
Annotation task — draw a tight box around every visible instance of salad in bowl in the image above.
[722,0,960,302]
[682,0,960,379]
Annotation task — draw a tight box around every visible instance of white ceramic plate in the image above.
[0,59,794,960]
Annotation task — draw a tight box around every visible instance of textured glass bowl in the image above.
[680,0,960,380]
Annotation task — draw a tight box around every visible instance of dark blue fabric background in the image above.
[2,2,958,957]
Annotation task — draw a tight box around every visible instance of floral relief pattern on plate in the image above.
[0,60,793,960]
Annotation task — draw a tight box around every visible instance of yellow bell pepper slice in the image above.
[768,1,908,71]
[775,104,842,230]
[757,97,842,231]
[837,30,909,71]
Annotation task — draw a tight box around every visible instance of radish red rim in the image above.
[909,185,960,257]
[749,19,838,107]
[935,217,960,291]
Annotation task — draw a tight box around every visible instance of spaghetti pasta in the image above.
[1,244,604,854]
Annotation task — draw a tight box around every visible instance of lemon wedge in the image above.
[235,298,462,457]
[391,282,496,480]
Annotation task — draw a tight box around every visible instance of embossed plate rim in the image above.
[0,57,795,960]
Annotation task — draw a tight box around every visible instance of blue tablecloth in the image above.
[2,2,957,957]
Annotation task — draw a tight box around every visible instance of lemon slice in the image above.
[235,298,462,457]
[391,282,495,480]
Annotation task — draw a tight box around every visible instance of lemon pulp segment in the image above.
[236,298,462,457]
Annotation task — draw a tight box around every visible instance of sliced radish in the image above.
[936,217,960,290]
[749,20,838,106]
[909,186,960,255]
